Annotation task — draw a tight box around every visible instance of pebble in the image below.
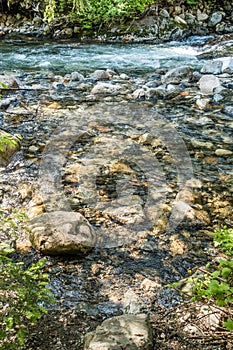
[215,148,233,156]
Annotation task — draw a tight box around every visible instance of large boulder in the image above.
[198,74,221,94]
[0,130,22,167]
[201,60,223,74]
[84,313,153,350]
[30,211,96,254]
[161,66,193,84]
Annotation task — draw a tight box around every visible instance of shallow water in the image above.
[0,36,232,349]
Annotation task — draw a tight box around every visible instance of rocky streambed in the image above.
[0,36,233,349]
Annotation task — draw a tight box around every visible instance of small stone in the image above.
[162,66,193,84]
[174,15,187,25]
[140,278,161,291]
[89,69,110,80]
[70,71,84,81]
[0,130,22,167]
[170,235,187,255]
[215,149,233,157]
[28,145,39,153]
[222,106,233,117]
[197,10,209,22]
[191,139,214,149]
[221,57,233,73]
[196,98,211,109]
[119,73,130,80]
[123,290,145,314]
[0,74,19,90]
[91,82,123,95]
[132,88,147,100]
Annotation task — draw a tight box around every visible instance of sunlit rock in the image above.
[198,74,221,94]
[30,211,96,254]
[84,314,153,350]
[161,66,193,84]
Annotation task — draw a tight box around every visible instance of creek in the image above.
[0,36,207,74]
[0,35,233,349]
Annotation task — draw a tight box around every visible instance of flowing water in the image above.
[0,36,209,74]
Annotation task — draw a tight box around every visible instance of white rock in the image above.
[91,82,123,94]
[198,74,221,94]
[84,314,153,350]
[215,149,233,156]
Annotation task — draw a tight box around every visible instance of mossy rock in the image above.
[0,75,19,93]
[0,130,22,166]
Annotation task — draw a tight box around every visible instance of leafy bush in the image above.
[0,248,54,349]
[0,210,55,349]
[174,227,233,331]
[44,0,154,27]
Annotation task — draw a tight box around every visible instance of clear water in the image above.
[0,38,206,75]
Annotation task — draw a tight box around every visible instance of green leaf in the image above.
[211,270,220,278]
[223,318,233,331]
[221,267,232,278]
[0,82,8,89]
[16,328,25,346]
[4,316,14,330]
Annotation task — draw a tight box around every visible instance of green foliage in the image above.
[0,209,29,240]
[0,211,55,349]
[214,226,233,256]
[42,0,154,28]
[0,82,7,99]
[0,134,21,153]
[44,0,57,22]
[193,228,233,329]
[0,83,7,89]
[170,227,233,330]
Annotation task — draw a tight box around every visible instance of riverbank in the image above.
[0,1,233,43]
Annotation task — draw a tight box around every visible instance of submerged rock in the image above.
[0,130,22,167]
[30,211,96,254]
[84,313,153,350]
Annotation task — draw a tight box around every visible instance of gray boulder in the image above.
[0,130,22,167]
[208,12,223,27]
[222,106,233,117]
[84,313,153,350]
[221,57,233,73]
[161,66,193,84]
[30,211,96,254]
[69,71,85,81]
[91,82,123,95]
[201,60,223,74]
[89,69,110,80]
